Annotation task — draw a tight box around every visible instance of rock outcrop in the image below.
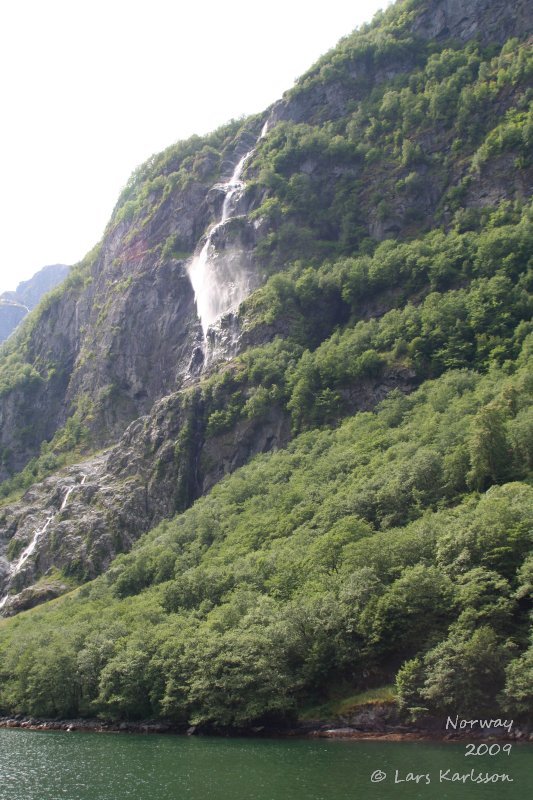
[0,389,291,613]
[0,122,268,479]
[411,0,531,45]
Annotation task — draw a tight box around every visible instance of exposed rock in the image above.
[3,582,71,614]
[0,124,267,480]
[0,386,292,610]
[411,0,531,45]
[341,366,418,414]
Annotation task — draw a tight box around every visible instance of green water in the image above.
[0,730,530,800]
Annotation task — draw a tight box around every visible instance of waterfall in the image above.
[0,473,87,612]
[220,153,249,223]
[14,515,54,573]
[188,122,269,344]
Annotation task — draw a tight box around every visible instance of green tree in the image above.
[468,403,512,490]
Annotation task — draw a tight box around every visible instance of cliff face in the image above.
[0,0,531,613]
[0,390,292,613]
[0,121,269,477]
[411,0,532,44]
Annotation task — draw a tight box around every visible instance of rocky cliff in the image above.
[0,120,270,478]
[411,0,531,44]
[0,0,531,614]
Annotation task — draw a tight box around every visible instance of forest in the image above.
[0,0,531,729]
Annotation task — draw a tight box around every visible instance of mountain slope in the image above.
[1,0,531,479]
[0,0,531,605]
[0,264,69,344]
[0,0,531,726]
[0,346,531,723]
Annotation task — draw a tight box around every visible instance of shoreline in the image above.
[0,716,531,743]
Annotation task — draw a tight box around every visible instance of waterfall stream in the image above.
[188,121,269,345]
[0,474,87,612]
[0,123,274,612]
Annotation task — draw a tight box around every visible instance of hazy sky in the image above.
[0,0,388,294]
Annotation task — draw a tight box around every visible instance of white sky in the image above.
[0,0,388,295]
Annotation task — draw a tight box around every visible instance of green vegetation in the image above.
[110,118,251,231]
[299,686,396,721]
[246,29,531,267]
[196,202,531,437]
[0,340,531,723]
[0,413,91,506]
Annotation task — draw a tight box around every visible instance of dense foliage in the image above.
[0,340,531,724]
[246,19,532,267]
[0,0,531,728]
[196,202,531,441]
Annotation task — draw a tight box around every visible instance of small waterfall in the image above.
[13,515,54,573]
[220,153,249,223]
[188,122,269,347]
[0,473,87,612]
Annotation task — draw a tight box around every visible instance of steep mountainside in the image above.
[1,0,531,480]
[0,264,69,344]
[0,0,531,728]
[0,0,531,607]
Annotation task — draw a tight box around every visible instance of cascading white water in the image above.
[0,473,87,611]
[188,122,269,344]
[221,153,249,223]
[14,515,54,573]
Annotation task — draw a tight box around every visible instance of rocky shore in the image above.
[0,714,531,742]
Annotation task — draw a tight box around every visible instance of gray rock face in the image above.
[0,388,291,613]
[411,0,531,45]
[0,124,267,480]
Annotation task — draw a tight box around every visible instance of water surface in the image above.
[0,729,530,800]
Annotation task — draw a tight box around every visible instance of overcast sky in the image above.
[0,0,388,295]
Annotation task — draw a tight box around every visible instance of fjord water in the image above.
[0,730,530,800]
